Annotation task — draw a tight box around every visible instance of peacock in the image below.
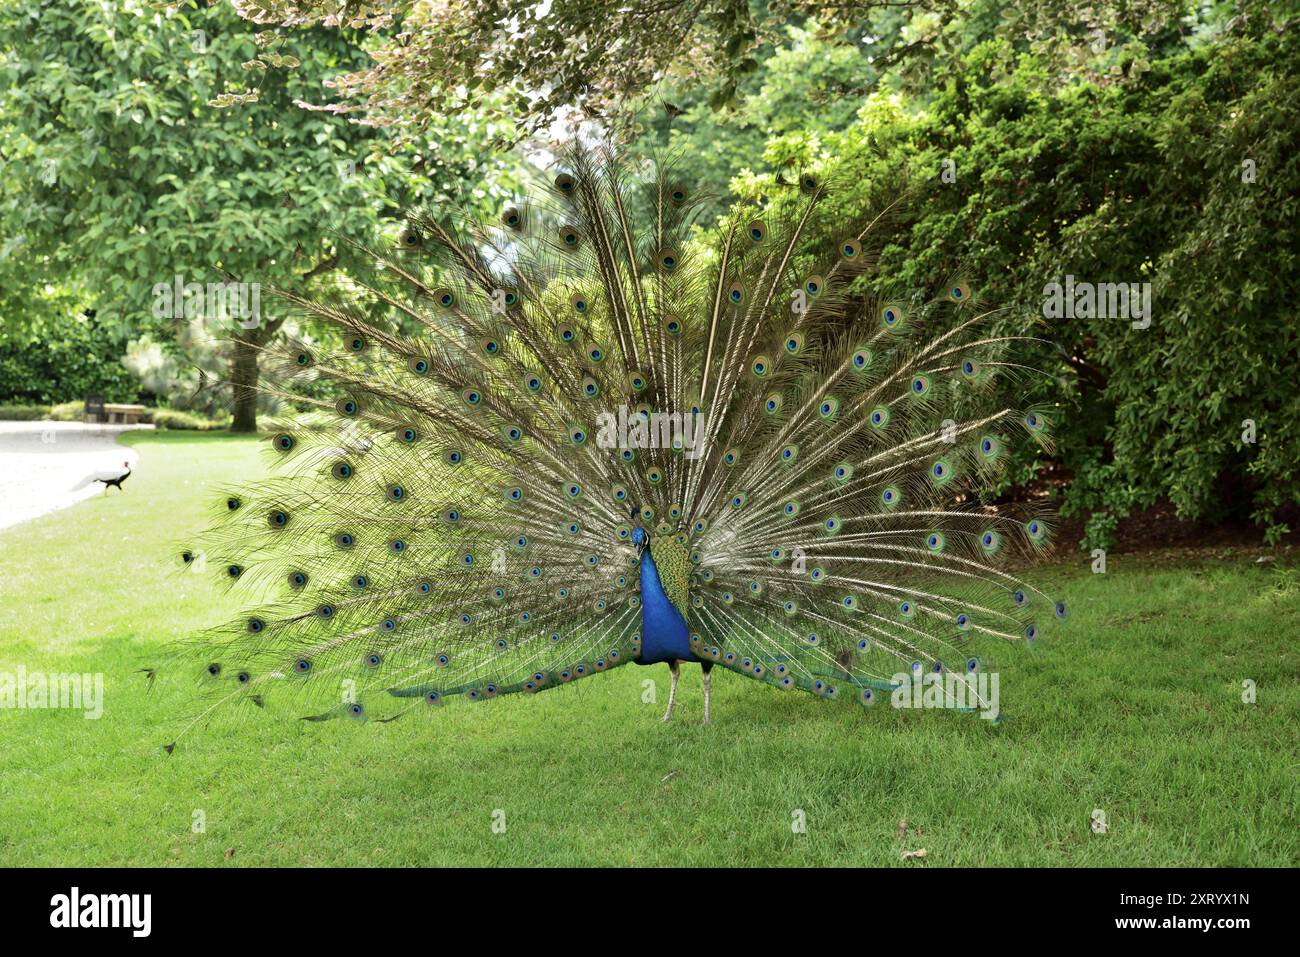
[171,141,1065,741]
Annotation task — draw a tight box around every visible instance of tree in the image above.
[228,0,1194,142]
[0,0,517,427]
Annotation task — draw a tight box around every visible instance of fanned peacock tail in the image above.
[171,141,1065,736]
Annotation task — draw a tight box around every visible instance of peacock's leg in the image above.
[701,662,713,725]
[662,660,680,721]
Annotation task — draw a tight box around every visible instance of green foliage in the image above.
[718,17,1300,548]
[0,312,138,404]
[149,407,229,430]
[0,404,49,420]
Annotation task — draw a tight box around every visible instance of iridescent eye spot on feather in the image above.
[505,486,523,503]
[426,691,441,705]
[840,238,860,260]
[566,483,582,498]
[926,531,946,552]
[824,516,842,534]
[389,539,407,554]
[948,282,971,302]
[800,173,820,193]
[747,220,766,242]
[443,509,460,525]
[809,567,825,583]
[503,206,522,229]
[728,282,745,304]
[784,332,804,354]
[818,397,839,419]
[955,613,972,631]
[1012,589,1029,607]
[568,293,589,315]
[581,376,599,398]
[366,653,382,667]
[1025,412,1047,432]
[481,338,501,357]
[833,462,854,483]
[569,425,587,445]
[731,492,747,509]
[416,579,433,595]
[780,443,799,463]
[961,358,980,379]
[639,506,654,522]
[1025,623,1038,642]
[842,594,858,609]
[397,426,418,444]
[247,617,264,634]
[644,467,663,484]
[352,575,368,590]
[611,484,628,503]
[980,529,1001,553]
[386,484,406,502]
[522,373,542,393]
[898,601,914,618]
[294,658,312,674]
[627,372,647,393]
[556,323,578,345]
[1055,600,1068,619]
[722,447,739,467]
[288,571,308,589]
[1025,519,1047,542]
[334,532,355,549]
[407,356,429,375]
[852,348,872,371]
[462,388,483,408]
[782,500,801,519]
[910,375,931,397]
[765,392,783,414]
[803,275,823,297]
[347,335,366,353]
[316,604,333,620]
[881,485,900,507]
[663,317,682,335]
[751,355,769,377]
[554,172,576,194]
[399,226,422,249]
[668,184,687,206]
[443,449,463,466]
[566,521,581,535]
[331,461,353,480]
[693,518,709,534]
[931,459,951,483]
[881,305,903,329]
[502,424,523,443]
[433,288,456,309]
[658,247,678,271]
[979,435,1000,458]
[225,496,241,511]
[336,397,360,417]
[267,509,288,529]
[294,350,313,367]
[869,406,890,429]
[436,654,449,666]
[501,292,518,310]
[559,224,582,248]
[273,433,294,452]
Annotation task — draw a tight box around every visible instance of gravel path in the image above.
[0,422,153,531]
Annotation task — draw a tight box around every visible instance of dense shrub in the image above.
[0,314,137,405]
[733,20,1300,547]
[0,403,48,420]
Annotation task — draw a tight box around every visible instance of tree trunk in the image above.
[230,334,260,433]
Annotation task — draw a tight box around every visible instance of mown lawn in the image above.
[0,431,1295,866]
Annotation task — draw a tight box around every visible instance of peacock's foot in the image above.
[661,710,674,722]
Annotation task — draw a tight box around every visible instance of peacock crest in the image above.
[172,142,1065,737]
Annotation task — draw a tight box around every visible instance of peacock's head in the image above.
[631,525,647,558]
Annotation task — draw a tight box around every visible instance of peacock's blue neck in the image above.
[636,547,696,664]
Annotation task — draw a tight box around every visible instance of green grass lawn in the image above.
[0,431,1296,866]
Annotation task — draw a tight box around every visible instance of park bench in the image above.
[82,395,147,425]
